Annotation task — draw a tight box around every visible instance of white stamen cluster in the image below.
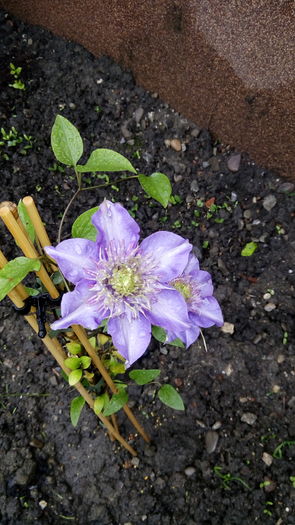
[86,241,160,317]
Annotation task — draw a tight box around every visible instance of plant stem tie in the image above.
[13,293,62,338]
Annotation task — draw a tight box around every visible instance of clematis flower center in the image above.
[171,278,192,301]
[109,265,140,296]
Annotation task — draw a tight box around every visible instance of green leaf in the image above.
[80,356,91,369]
[64,357,81,370]
[18,200,35,243]
[168,337,185,348]
[93,395,105,415]
[157,384,185,411]
[0,257,41,301]
[129,369,161,385]
[103,390,128,416]
[138,172,172,208]
[51,114,83,166]
[68,369,82,386]
[71,206,99,241]
[65,341,82,355]
[70,396,85,427]
[241,242,258,257]
[152,325,166,343]
[76,149,136,173]
[24,286,40,296]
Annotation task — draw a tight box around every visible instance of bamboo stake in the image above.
[73,325,150,442]
[0,206,59,299]
[1,203,150,443]
[0,250,136,456]
[22,196,52,249]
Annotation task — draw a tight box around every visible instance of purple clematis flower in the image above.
[166,254,224,347]
[45,200,193,365]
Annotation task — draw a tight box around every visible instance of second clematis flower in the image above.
[45,200,193,365]
[167,254,224,347]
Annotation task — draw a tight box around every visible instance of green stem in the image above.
[80,174,139,192]
[57,187,80,244]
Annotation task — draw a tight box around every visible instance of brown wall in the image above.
[1,0,295,177]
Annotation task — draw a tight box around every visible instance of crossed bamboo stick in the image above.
[0,197,150,455]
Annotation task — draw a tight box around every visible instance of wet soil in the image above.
[0,10,295,525]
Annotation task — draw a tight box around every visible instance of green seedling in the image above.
[282,331,288,345]
[263,501,273,516]
[213,466,250,490]
[290,476,295,488]
[259,480,271,488]
[273,440,295,459]
[9,63,25,90]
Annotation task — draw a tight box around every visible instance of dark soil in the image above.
[0,10,295,525]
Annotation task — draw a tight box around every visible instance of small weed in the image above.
[48,162,65,173]
[9,63,25,90]
[282,331,288,345]
[169,194,183,205]
[259,480,271,489]
[172,220,182,229]
[273,440,295,459]
[0,127,33,159]
[263,501,273,516]
[202,240,209,249]
[290,476,295,488]
[213,466,250,490]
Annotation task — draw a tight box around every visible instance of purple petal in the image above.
[183,254,200,277]
[194,270,214,297]
[190,296,224,328]
[166,322,200,348]
[51,281,108,330]
[140,232,192,281]
[45,239,99,284]
[108,314,151,366]
[147,289,190,336]
[92,200,140,248]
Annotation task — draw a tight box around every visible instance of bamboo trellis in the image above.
[0,197,151,455]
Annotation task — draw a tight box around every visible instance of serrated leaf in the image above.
[76,148,136,173]
[51,114,83,166]
[18,200,35,243]
[71,206,98,241]
[157,384,185,411]
[241,242,258,257]
[138,172,172,208]
[65,341,82,355]
[103,390,128,416]
[64,357,81,370]
[93,395,105,415]
[152,325,166,343]
[80,356,91,369]
[68,368,83,386]
[70,396,85,427]
[129,369,160,385]
[0,257,41,301]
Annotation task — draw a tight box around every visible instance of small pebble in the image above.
[205,430,219,453]
[243,209,252,219]
[230,192,238,202]
[221,322,234,334]
[131,457,140,467]
[263,194,277,211]
[134,107,144,123]
[190,180,199,193]
[191,127,201,137]
[170,138,182,152]
[227,153,241,172]
[160,346,168,355]
[174,175,183,183]
[69,102,76,109]
[262,452,273,466]
[202,161,210,168]
[27,38,33,45]
[241,412,257,425]
[3,358,13,368]
[39,500,47,510]
[184,466,196,477]
[272,385,280,393]
[277,354,285,364]
[287,397,295,408]
[212,421,222,430]
[263,292,272,300]
[264,303,276,312]
[278,182,294,193]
